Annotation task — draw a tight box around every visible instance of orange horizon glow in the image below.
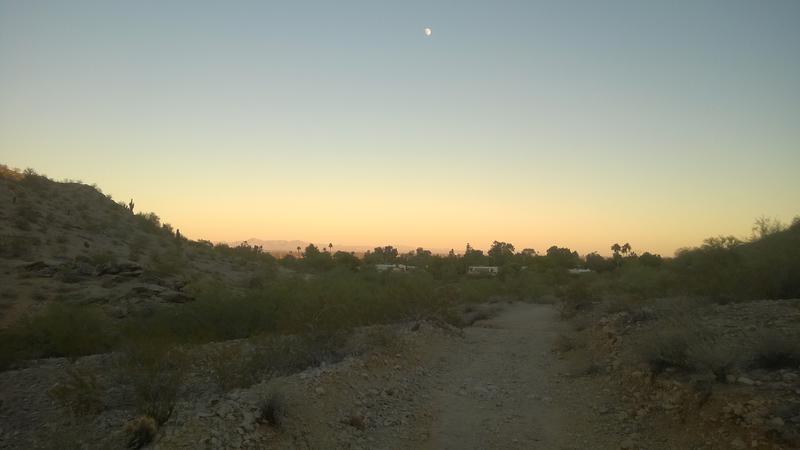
[1,2,798,257]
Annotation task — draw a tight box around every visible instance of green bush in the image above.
[0,303,114,369]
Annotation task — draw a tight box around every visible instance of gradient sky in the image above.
[2,1,799,256]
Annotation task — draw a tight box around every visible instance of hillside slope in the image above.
[0,167,266,328]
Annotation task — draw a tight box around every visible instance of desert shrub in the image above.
[0,303,113,369]
[0,235,40,258]
[637,311,718,375]
[119,339,187,425]
[14,201,40,230]
[258,390,287,428]
[134,212,161,234]
[615,264,672,299]
[20,168,51,191]
[48,366,105,415]
[556,276,598,318]
[124,415,157,449]
[747,330,800,370]
[31,289,48,301]
[89,250,116,266]
[149,247,187,276]
[603,295,633,314]
[299,330,348,366]
[364,326,398,350]
[637,328,692,374]
[603,296,657,322]
[127,234,150,262]
[204,344,266,391]
[686,340,741,382]
[552,333,576,353]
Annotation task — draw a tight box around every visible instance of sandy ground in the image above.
[255,301,603,450]
[420,302,565,449]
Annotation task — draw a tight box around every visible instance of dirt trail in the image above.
[418,302,566,449]
[151,302,591,450]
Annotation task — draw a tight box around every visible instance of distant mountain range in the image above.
[228,239,452,255]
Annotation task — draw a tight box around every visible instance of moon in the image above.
[424,27,432,37]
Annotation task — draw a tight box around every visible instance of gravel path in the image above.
[419,302,565,449]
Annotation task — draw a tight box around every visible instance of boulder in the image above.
[17,261,56,277]
[96,261,143,277]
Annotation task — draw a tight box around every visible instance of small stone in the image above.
[769,417,784,427]
[730,438,746,449]
[737,377,755,386]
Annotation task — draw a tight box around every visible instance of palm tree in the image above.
[328,242,333,253]
[621,243,631,256]
[297,245,301,257]
[611,243,621,255]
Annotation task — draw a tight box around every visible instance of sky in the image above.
[1,0,799,256]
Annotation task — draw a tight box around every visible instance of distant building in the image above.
[467,266,499,276]
[568,268,592,274]
[375,263,415,272]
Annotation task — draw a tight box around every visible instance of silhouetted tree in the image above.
[545,246,580,268]
[585,252,615,272]
[333,251,360,270]
[304,243,321,258]
[751,216,786,241]
[638,252,662,268]
[488,241,515,265]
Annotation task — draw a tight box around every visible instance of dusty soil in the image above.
[3,300,798,449]
[242,301,622,450]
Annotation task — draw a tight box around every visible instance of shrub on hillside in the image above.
[124,415,158,449]
[134,212,161,234]
[258,390,287,429]
[48,366,105,416]
[0,303,113,369]
[14,201,40,230]
[205,345,264,391]
[20,168,51,192]
[149,247,187,276]
[686,339,741,382]
[747,330,800,370]
[637,327,692,374]
[0,235,41,258]
[118,339,187,425]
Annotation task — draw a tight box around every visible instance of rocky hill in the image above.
[0,166,267,328]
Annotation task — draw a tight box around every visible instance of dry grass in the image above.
[124,415,158,449]
[258,390,287,429]
[118,340,187,425]
[747,330,800,370]
[48,366,105,416]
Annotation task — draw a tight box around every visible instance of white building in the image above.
[467,266,499,276]
[375,263,415,272]
[568,268,592,274]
